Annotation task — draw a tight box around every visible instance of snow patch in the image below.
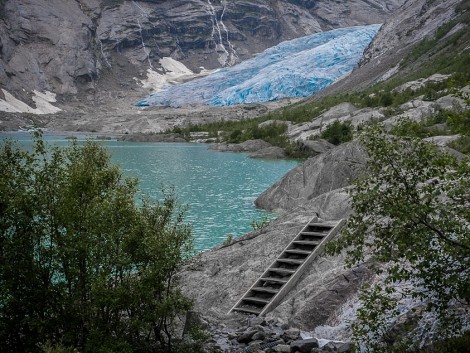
[0,89,61,114]
[137,57,215,93]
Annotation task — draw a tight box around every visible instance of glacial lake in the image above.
[0,132,299,252]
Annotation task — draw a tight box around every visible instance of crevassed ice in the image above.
[136,24,381,107]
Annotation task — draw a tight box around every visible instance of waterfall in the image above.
[132,1,153,69]
[98,39,111,68]
[220,0,238,65]
[206,0,237,66]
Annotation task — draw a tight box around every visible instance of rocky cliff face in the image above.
[314,0,468,96]
[0,0,405,105]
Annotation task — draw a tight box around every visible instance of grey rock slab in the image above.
[393,73,451,92]
[249,146,287,159]
[297,139,335,156]
[210,139,273,152]
[423,134,461,147]
[435,94,469,111]
[318,103,358,123]
[255,142,367,212]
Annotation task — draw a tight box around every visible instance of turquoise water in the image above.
[0,132,298,251]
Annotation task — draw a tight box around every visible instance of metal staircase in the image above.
[229,218,345,316]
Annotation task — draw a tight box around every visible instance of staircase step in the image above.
[293,240,320,246]
[301,231,326,237]
[260,277,289,284]
[252,287,279,294]
[233,307,262,315]
[243,297,270,304]
[309,222,334,227]
[229,218,345,317]
[269,268,296,275]
[276,259,304,265]
[285,249,311,255]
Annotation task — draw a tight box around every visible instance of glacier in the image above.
[136,24,381,107]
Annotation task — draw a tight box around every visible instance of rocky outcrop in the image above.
[249,146,287,159]
[202,315,355,353]
[254,142,368,213]
[314,0,468,98]
[359,0,463,65]
[298,139,336,156]
[118,132,186,142]
[0,0,405,105]
[210,139,273,152]
[179,209,370,332]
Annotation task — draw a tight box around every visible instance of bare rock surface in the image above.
[118,132,186,142]
[179,210,369,332]
[0,0,404,108]
[297,139,335,156]
[249,146,287,159]
[210,139,273,152]
[254,142,368,212]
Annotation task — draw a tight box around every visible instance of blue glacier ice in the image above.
[137,24,381,107]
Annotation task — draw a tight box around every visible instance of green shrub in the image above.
[449,135,470,154]
[320,120,353,145]
[0,133,196,353]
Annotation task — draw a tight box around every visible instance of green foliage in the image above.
[328,123,470,351]
[449,135,470,155]
[447,109,470,135]
[412,330,470,353]
[389,109,470,155]
[222,234,234,246]
[0,133,197,353]
[250,216,270,231]
[320,120,353,145]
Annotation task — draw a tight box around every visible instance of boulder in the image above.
[249,146,287,159]
[118,133,186,142]
[423,134,461,147]
[290,338,319,352]
[255,142,368,212]
[210,139,273,152]
[237,329,258,343]
[393,73,451,93]
[258,120,292,129]
[319,103,358,123]
[297,139,335,156]
[435,94,468,111]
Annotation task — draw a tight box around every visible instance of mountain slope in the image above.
[313,0,469,97]
[0,0,404,106]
